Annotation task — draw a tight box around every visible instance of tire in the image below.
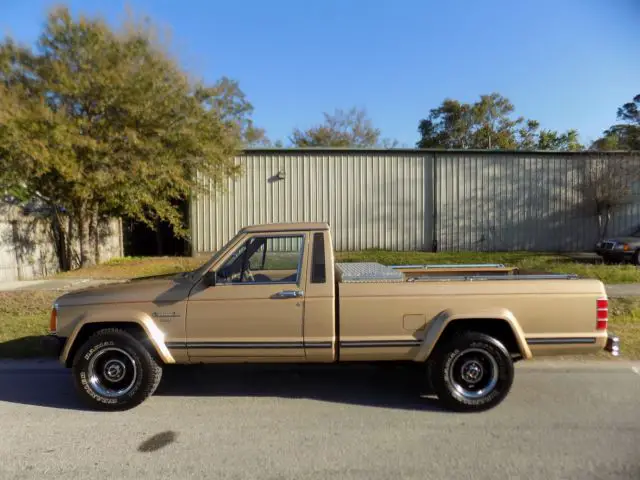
[632,250,640,266]
[429,332,514,412]
[71,328,163,411]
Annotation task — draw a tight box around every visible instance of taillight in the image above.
[49,304,58,333]
[596,298,608,330]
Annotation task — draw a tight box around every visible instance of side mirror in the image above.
[203,271,217,287]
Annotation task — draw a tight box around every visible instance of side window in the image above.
[217,235,304,284]
[311,233,326,283]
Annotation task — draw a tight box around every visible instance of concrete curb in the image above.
[0,278,127,292]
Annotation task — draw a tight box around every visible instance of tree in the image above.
[577,156,640,240]
[470,93,522,149]
[535,129,582,151]
[416,93,582,150]
[592,94,640,151]
[0,7,247,267]
[417,99,474,149]
[290,107,382,147]
[205,76,269,146]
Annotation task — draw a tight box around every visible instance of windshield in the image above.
[187,231,244,281]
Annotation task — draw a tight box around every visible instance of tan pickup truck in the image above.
[45,222,620,412]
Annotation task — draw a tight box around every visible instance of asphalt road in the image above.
[0,360,639,480]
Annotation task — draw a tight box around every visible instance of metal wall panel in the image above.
[191,151,429,252]
[434,152,640,251]
[192,150,640,254]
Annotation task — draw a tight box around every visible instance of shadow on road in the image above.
[138,431,178,453]
[0,336,55,359]
[155,363,447,412]
[0,363,448,413]
[0,368,86,411]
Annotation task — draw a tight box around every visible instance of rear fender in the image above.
[413,307,532,362]
[60,309,175,365]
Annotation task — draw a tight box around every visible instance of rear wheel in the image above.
[72,328,163,411]
[429,332,514,412]
[632,250,640,266]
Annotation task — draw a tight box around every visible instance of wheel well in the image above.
[64,322,162,367]
[435,319,523,359]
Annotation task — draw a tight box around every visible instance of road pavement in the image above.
[605,284,640,298]
[0,360,638,480]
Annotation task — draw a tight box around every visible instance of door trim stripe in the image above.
[179,342,304,349]
[525,337,597,345]
[166,340,414,349]
[304,342,333,348]
[339,340,422,348]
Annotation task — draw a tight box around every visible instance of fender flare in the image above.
[60,310,176,366]
[413,307,532,362]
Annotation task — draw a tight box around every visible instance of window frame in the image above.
[217,233,307,287]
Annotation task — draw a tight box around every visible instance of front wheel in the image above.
[72,328,163,411]
[429,332,514,412]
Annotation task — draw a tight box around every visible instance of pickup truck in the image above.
[45,222,620,412]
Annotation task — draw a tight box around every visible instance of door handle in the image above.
[274,290,304,298]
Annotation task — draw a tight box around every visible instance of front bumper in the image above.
[604,332,620,357]
[595,250,632,262]
[40,334,66,359]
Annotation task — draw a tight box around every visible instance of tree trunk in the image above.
[67,216,76,269]
[77,210,95,268]
[155,219,164,256]
[90,211,101,265]
[597,208,612,241]
[51,209,70,271]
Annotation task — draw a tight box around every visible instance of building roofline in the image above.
[242,147,640,156]
[240,222,330,233]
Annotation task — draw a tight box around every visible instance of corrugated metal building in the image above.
[190,149,640,253]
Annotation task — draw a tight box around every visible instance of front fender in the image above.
[60,309,176,366]
[413,307,532,362]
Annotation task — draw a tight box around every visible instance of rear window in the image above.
[311,233,326,283]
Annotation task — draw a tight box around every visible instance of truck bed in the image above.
[334,262,607,362]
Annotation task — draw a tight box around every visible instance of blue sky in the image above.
[1,0,638,147]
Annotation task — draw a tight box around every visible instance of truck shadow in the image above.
[0,363,448,412]
[155,363,448,412]
[0,366,86,411]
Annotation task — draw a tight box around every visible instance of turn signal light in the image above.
[49,305,58,333]
[596,298,608,330]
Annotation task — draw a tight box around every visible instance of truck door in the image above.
[185,233,308,359]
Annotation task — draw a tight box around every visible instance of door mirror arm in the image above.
[203,271,217,287]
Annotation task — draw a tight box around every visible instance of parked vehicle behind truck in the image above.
[595,226,640,264]
[45,222,620,412]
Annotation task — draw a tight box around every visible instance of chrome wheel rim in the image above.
[448,348,499,400]
[87,347,137,398]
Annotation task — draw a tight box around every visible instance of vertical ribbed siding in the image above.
[191,151,429,252]
[434,152,640,251]
[192,150,640,253]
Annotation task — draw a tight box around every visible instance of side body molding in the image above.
[413,307,532,362]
